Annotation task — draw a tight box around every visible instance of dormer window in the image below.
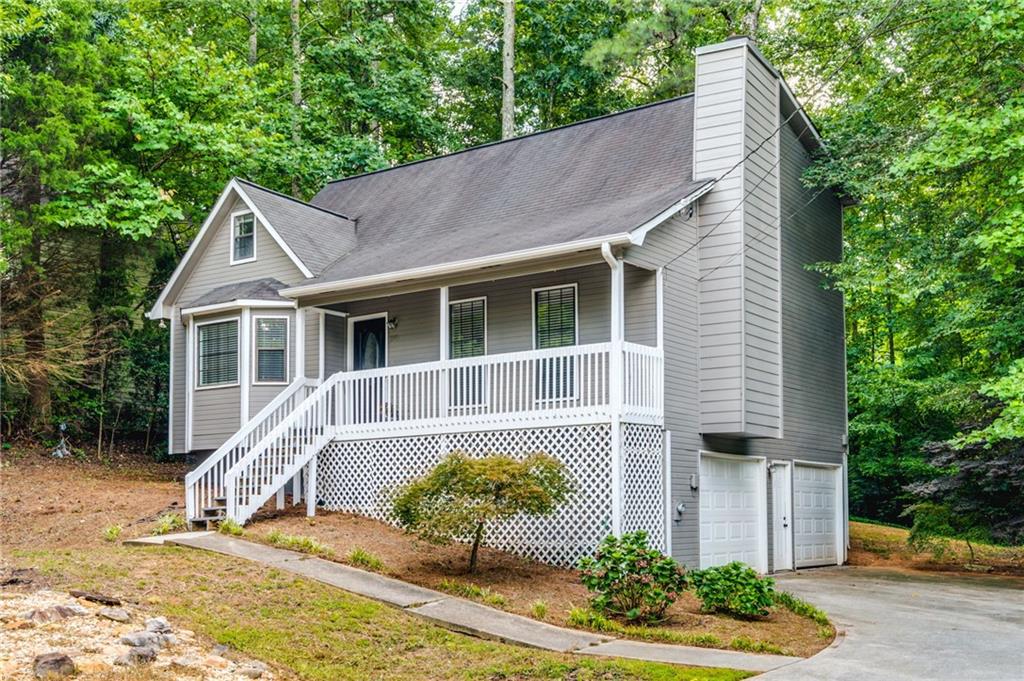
[231,211,255,264]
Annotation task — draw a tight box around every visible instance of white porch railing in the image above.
[215,342,663,525]
[184,376,317,521]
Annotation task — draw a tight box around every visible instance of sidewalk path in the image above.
[155,532,801,673]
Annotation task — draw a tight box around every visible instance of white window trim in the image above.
[194,315,241,390]
[229,209,257,266]
[448,296,488,357]
[531,283,579,349]
[252,314,290,386]
[346,311,388,371]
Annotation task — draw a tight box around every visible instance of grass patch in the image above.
[437,578,508,607]
[102,524,123,542]
[728,636,789,655]
[530,600,548,620]
[264,530,335,557]
[566,608,724,649]
[850,520,1024,570]
[346,547,385,572]
[5,546,750,680]
[217,518,245,536]
[152,513,186,535]
[773,591,830,627]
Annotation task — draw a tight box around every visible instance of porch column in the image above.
[240,307,251,425]
[306,456,317,517]
[295,307,306,379]
[604,243,625,537]
[439,286,449,360]
[656,267,665,349]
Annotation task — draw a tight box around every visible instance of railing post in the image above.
[306,456,317,517]
[225,477,237,522]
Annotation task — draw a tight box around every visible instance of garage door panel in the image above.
[699,456,764,570]
[793,464,838,568]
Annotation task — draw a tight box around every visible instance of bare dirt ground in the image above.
[0,446,187,550]
[249,506,830,657]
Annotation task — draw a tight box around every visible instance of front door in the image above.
[771,461,794,571]
[351,316,386,371]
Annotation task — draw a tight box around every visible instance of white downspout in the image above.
[603,242,624,536]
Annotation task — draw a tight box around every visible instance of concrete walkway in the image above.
[157,533,801,673]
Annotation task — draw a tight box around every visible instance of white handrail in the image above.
[185,376,318,520]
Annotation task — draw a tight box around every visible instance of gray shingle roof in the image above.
[235,179,357,276]
[303,95,705,285]
[183,277,289,309]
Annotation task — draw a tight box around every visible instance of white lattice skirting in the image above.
[316,423,665,567]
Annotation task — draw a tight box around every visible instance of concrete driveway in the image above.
[761,567,1024,680]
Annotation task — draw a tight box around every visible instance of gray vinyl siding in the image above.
[741,50,782,436]
[323,313,346,375]
[191,311,243,450]
[624,265,657,347]
[694,45,747,435]
[450,264,612,353]
[339,289,441,368]
[304,310,319,378]
[177,197,305,306]
[625,212,703,566]
[170,308,187,454]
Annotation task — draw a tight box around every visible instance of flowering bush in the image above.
[578,531,687,623]
[688,561,776,618]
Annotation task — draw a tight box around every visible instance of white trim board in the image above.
[148,178,314,320]
[181,299,297,318]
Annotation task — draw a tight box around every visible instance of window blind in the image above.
[534,286,576,348]
[255,317,287,382]
[449,299,485,359]
[198,320,238,386]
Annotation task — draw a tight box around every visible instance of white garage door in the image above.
[793,464,839,568]
[699,455,764,570]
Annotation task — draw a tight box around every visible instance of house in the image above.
[148,38,847,573]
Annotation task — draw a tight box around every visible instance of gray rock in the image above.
[98,607,131,623]
[159,633,178,646]
[145,616,171,633]
[33,652,75,679]
[170,655,203,669]
[237,660,269,678]
[120,631,162,648]
[114,646,158,666]
[212,644,230,656]
[22,605,88,624]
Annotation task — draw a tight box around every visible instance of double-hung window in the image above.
[254,317,288,384]
[449,298,486,408]
[533,285,577,401]
[197,320,239,387]
[231,212,255,263]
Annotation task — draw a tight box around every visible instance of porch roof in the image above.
[182,277,290,310]
[287,95,709,296]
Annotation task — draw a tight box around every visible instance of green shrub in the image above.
[347,547,385,572]
[688,562,775,618]
[530,600,548,619]
[265,530,334,557]
[152,513,185,535]
[392,452,572,572]
[577,531,687,624]
[773,591,830,626]
[566,608,723,647]
[437,578,507,606]
[217,518,244,536]
[102,524,122,542]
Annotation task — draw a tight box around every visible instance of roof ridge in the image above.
[235,177,354,222]
[318,93,695,189]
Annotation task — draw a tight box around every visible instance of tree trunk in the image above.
[21,231,51,434]
[290,0,302,197]
[500,0,515,140]
[468,521,484,572]
[741,0,763,36]
[248,1,258,65]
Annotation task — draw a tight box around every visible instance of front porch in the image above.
[186,255,670,566]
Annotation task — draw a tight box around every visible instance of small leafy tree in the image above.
[578,531,687,624]
[392,452,572,572]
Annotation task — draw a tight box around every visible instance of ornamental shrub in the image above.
[688,561,775,618]
[577,531,687,624]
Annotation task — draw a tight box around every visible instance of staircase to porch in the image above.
[186,342,663,529]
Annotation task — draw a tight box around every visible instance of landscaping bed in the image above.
[247,507,834,658]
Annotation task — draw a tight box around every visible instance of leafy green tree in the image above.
[392,452,572,572]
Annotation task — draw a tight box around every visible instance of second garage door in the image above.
[793,464,839,568]
[699,455,765,571]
